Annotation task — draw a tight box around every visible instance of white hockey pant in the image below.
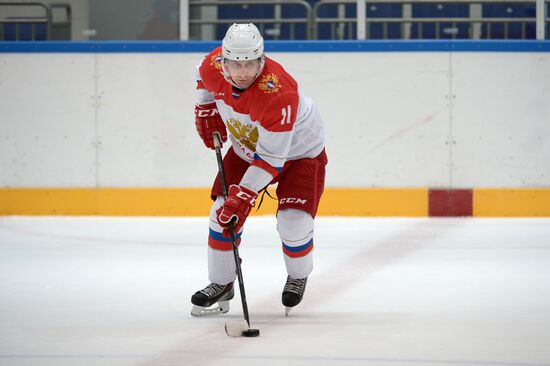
[207,196,314,285]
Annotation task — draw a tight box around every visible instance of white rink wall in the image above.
[1,49,549,188]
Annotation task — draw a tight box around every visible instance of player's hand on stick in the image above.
[195,102,227,149]
[216,185,258,236]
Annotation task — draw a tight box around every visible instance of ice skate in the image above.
[191,282,234,317]
[282,276,307,316]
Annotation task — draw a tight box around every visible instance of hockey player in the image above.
[191,23,327,316]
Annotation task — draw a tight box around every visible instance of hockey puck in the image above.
[242,328,260,337]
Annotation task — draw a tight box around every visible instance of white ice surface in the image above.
[1,216,550,366]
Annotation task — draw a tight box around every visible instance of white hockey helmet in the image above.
[221,23,265,88]
[222,23,264,61]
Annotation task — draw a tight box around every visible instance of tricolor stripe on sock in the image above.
[208,228,241,251]
[282,238,314,258]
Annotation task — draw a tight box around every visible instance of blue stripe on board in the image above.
[0,41,220,53]
[1,40,549,53]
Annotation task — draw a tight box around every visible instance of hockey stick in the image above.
[212,132,260,338]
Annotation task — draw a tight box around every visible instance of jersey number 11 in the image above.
[281,105,292,125]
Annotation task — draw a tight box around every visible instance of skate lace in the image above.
[200,283,225,297]
[283,277,306,295]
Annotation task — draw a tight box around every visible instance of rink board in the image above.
[1,41,549,217]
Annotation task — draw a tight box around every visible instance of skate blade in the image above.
[285,307,292,317]
[191,300,230,317]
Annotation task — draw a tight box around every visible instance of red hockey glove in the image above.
[195,102,227,149]
[216,185,258,236]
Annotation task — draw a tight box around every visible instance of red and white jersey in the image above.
[196,46,325,187]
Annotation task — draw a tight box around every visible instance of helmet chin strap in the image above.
[222,56,265,90]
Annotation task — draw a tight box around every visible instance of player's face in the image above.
[224,59,261,89]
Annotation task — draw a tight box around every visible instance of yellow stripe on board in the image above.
[1,187,549,216]
[0,187,427,216]
[0,188,213,216]
[474,188,550,217]
[318,188,428,216]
